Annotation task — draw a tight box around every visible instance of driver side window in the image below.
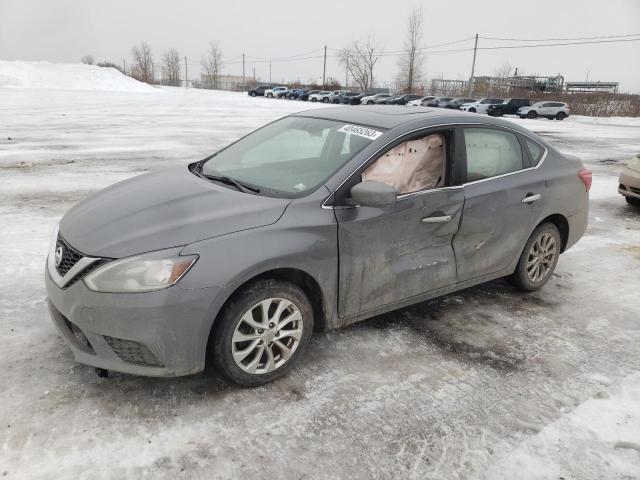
[361,133,446,195]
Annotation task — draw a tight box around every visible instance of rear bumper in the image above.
[619,168,640,199]
[45,269,224,377]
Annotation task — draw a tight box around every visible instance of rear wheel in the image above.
[556,112,567,120]
[468,107,476,113]
[267,93,273,98]
[527,110,537,119]
[367,101,374,105]
[322,98,329,103]
[210,280,313,387]
[250,92,256,97]
[626,196,640,206]
[492,109,504,117]
[509,223,561,291]
[311,97,317,102]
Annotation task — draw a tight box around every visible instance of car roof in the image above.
[292,105,537,131]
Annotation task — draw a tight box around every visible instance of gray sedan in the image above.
[45,107,591,386]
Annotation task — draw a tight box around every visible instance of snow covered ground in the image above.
[1,78,640,479]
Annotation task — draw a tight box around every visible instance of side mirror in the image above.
[351,181,398,207]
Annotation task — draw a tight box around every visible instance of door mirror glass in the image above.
[351,181,397,207]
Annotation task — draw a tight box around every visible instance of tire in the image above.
[311,98,317,102]
[527,110,537,119]
[469,107,476,113]
[250,92,256,97]
[267,93,273,98]
[367,101,374,105]
[556,112,566,120]
[492,109,504,117]
[210,280,314,387]
[626,196,640,206]
[322,98,329,103]
[332,99,339,104]
[509,223,561,292]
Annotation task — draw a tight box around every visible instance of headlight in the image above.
[627,155,640,173]
[84,248,198,293]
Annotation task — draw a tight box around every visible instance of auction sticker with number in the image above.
[337,124,384,140]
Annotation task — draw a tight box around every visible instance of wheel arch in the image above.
[538,213,569,252]
[205,267,329,365]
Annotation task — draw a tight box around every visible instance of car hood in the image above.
[59,166,291,258]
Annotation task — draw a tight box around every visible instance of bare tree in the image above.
[81,55,95,65]
[396,6,425,93]
[161,48,181,87]
[494,62,513,78]
[131,41,155,84]
[201,41,224,89]
[338,35,379,92]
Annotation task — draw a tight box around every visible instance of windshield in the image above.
[201,117,384,196]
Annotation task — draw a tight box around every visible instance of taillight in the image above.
[578,169,592,192]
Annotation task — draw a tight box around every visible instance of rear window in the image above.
[525,138,544,164]
[464,128,524,182]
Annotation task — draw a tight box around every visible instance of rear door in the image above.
[335,128,464,318]
[453,126,545,281]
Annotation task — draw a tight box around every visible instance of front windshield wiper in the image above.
[191,165,260,194]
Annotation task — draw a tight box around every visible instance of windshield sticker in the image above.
[337,124,383,140]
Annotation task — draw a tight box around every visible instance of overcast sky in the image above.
[1,0,639,92]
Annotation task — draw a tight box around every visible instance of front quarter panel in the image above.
[179,187,339,330]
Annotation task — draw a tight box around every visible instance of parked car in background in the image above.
[407,96,436,106]
[248,85,273,97]
[329,90,347,104]
[460,98,504,113]
[265,86,288,98]
[444,97,477,109]
[286,88,307,100]
[299,90,320,101]
[374,94,399,104]
[46,107,590,386]
[387,94,422,105]
[518,102,570,120]
[487,98,530,117]
[339,92,364,105]
[424,97,453,107]
[618,154,640,206]
[308,91,331,102]
[361,93,392,105]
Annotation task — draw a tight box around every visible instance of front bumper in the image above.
[45,269,223,377]
[619,168,640,199]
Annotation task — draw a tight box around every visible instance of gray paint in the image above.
[46,108,589,376]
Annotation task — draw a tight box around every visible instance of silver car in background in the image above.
[45,107,590,386]
[518,101,570,120]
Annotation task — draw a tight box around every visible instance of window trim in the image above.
[322,122,548,209]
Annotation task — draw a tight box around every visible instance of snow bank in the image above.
[0,60,156,92]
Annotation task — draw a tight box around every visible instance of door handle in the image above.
[522,193,541,204]
[421,215,452,223]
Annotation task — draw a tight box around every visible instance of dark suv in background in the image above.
[487,98,531,117]
[248,85,273,97]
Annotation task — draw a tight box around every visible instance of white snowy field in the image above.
[1,76,640,479]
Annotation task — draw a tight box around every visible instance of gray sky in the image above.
[1,0,639,92]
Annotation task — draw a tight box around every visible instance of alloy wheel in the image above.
[526,232,557,284]
[231,298,303,375]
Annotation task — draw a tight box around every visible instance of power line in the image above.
[479,33,640,42]
[477,37,640,50]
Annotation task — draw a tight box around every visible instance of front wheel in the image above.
[310,97,317,102]
[210,280,313,387]
[492,109,503,117]
[468,107,476,113]
[267,93,273,98]
[626,196,640,206]
[367,101,374,105]
[527,110,537,119]
[509,223,561,291]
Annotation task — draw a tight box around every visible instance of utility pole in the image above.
[184,56,188,88]
[269,61,272,84]
[322,45,327,89]
[345,57,349,89]
[242,53,246,89]
[122,59,126,74]
[253,67,256,83]
[467,33,478,97]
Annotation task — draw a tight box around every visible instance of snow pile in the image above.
[0,60,156,92]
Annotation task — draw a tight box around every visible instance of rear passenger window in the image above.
[464,128,524,182]
[525,138,544,164]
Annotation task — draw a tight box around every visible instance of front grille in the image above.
[55,234,83,276]
[104,336,164,367]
